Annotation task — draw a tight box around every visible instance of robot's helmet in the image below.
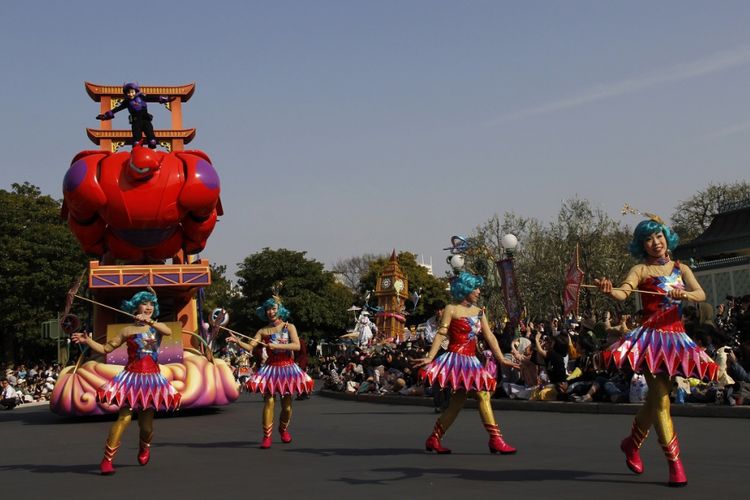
[127,141,161,180]
[123,82,141,94]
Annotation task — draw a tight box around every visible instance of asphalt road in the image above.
[0,393,745,500]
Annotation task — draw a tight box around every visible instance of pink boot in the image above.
[260,425,272,449]
[662,435,687,487]
[425,420,451,454]
[485,423,516,455]
[138,433,152,466]
[620,421,648,474]
[100,442,120,475]
[279,421,292,444]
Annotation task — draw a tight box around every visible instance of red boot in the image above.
[100,441,120,475]
[260,425,272,449]
[662,435,687,487]
[138,433,152,466]
[425,420,451,454]
[620,421,648,474]
[279,421,292,444]
[485,423,516,455]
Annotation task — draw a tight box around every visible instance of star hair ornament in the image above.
[270,281,284,304]
[621,203,665,225]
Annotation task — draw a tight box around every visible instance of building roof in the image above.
[674,201,750,261]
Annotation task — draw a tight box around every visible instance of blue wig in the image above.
[255,298,290,322]
[450,272,484,301]
[121,291,160,318]
[628,219,679,260]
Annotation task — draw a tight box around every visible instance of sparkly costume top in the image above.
[605,260,718,380]
[123,327,162,374]
[266,325,293,365]
[447,315,482,356]
[638,263,685,317]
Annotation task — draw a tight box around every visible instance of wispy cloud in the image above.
[487,46,750,126]
[700,120,750,141]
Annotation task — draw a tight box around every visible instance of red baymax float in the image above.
[62,141,222,262]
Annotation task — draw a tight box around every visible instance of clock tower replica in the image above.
[374,251,409,342]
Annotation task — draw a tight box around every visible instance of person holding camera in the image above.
[596,216,718,487]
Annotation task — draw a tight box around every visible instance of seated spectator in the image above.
[1,378,19,410]
[572,369,631,403]
[533,331,571,400]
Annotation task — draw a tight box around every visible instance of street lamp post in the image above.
[497,234,523,327]
[500,233,518,257]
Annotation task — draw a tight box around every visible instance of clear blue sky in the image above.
[2,1,749,277]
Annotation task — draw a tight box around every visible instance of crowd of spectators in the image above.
[0,362,62,410]
[318,295,750,408]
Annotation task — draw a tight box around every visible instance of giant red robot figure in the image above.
[62,142,222,262]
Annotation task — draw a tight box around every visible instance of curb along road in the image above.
[318,389,750,418]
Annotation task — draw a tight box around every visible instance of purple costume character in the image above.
[96,83,171,149]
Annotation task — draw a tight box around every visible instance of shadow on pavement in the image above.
[336,467,665,487]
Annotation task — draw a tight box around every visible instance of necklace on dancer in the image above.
[648,255,671,265]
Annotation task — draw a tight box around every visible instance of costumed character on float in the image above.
[71,291,179,475]
[227,290,314,449]
[51,81,238,418]
[96,82,172,149]
[414,271,520,455]
[595,212,718,487]
[355,310,377,348]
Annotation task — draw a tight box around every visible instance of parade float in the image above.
[51,82,239,416]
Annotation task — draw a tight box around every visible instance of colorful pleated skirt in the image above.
[97,368,181,411]
[604,306,718,380]
[248,359,314,395]
[421,351,497,392]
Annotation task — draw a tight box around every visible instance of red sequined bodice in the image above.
[638,262,685,318]
[265,325,294,365]
[447,316,481,356]
[124,329,161,374]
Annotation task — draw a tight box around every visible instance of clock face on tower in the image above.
[381,277,392,289]
[394,279,404,294]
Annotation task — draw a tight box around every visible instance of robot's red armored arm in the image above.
[62,151,110,255]
[176,151,221,253]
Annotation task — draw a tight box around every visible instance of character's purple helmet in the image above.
[122,82,140,94]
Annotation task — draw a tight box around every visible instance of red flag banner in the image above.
[563,244,585,316]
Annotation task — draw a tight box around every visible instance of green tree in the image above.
[331,253,381,293]
[358,251,450,325]
[670,181,750,241]
[203,263,242,311]
[234,248,354,339]
[470,198,635,323]
[0,183,89,362]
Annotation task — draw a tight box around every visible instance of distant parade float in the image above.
[51,82,239,416]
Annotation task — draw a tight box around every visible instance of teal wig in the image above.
[450,272,484,301]
[628,219,679,260]
[121,291,160,318]
[255,298,290,322]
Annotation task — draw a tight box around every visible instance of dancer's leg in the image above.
[101,407,132,475]
[261,394,275,449]
[476,390,516,454]
[137,409,155,465]
[425,390,467,453]
[279,395,293,443]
